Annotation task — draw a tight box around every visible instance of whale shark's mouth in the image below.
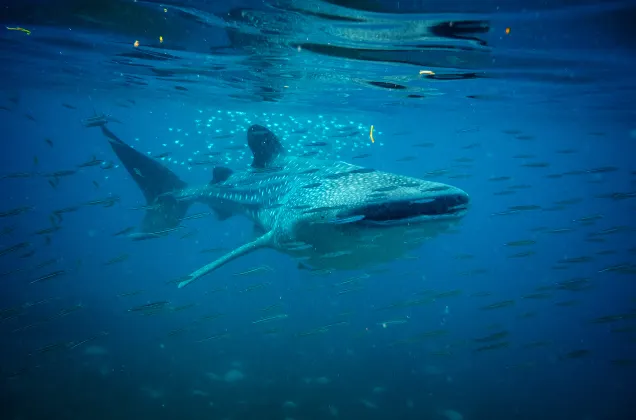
[342,193,470,226]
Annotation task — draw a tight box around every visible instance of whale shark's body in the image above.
[97,124,470,288]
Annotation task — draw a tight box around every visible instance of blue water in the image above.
[1,1,635,419]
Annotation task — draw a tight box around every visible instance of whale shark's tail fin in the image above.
[98,125,191,233]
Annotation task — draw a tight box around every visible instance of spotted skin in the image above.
[97,124,470,289]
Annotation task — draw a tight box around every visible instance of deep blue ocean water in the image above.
[1,1,635,419]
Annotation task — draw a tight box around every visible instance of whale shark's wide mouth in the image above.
[342,193,470,226]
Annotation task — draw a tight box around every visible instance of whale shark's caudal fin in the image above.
[178,231,275,288]
[98,125,191,233]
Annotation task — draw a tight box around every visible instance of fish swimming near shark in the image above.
[93,123,470,289]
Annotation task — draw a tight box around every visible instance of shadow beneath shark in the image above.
[92,123,470,288]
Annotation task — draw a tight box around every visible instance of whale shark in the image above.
[96,123,470,289]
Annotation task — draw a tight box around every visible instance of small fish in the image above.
[610,359,635,367]
[587,166,618,174]
[0,242,31,257]
[104,254,129,265]
[504,239,536,247]
[377,317,409,327]
[474,331,509,343]
[196,332,230,343]
[171,303,196,312]
[561,349,590,359]
[522,162,550,168]
[200,247,228,254]
[555,277,592,291]
[180,230,198,239]
[19,249,36,258]
[238,282,270,293]
[233,265,274,276]
[34,226,61,236]
[154,151,173,159]
[396,156,417,162]
[30,341,69,356]
[509,205,541,211]
[252,313,288,324]
[117,290,143,298]
[29,270,66,284]
[432,289,462,299]
[113,226,135,236]
[522,292,552,300]
[546,228,574,234]
[67,331,109,350]
[555,300,579,307]
[260,303,284,312]
[589,313,636,324]
[77,156,104,168]
[558,256,593,264]
[481,300,515,310]
[491,210,520,217]
[598,263,636,274]
[48,169,77,177]
[129,301,170,312]
[0,206,34,218]
[474,342,509,352]
[0,172,33,180]
[509,250,536,259]
[85,196,120,207]
[336,287,366,295]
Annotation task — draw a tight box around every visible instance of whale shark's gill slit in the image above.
[325,215,366,225]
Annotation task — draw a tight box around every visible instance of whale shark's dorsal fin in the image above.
[210,166,233,185]
[247,124,283,169]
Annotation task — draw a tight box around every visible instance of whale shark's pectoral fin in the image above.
[177,230,275,289]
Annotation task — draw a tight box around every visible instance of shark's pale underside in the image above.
[96,123,470,289]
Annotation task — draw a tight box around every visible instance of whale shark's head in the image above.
[283,167,470,269]
[334,181,469,227]
[289,164,470,230]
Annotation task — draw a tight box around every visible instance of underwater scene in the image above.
[1,0,635,419]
